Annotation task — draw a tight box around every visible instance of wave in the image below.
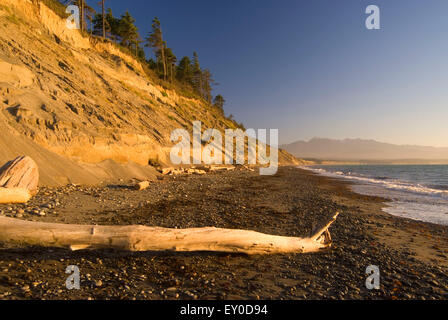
[373,176,389,180]
[298,166,448,198]
[298,165,448,226]
[427,184,448,191]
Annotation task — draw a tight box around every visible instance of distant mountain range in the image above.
[280,138,448,162]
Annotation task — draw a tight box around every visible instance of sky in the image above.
[85,0,448,147]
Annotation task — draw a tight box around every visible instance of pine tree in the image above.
[84,5,96,34]
[192,51,203,96]
[146,17,167,81]
[176,56,193,85]
[213,95,226,111]
[202,69,214,103]
[106,9,120,40]
[118,11,139,49]
[136,42,146,61]
[93,8,120,40]
[92,13,106,36]
[165,47,177,83]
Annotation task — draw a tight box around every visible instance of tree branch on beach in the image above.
[0,213,339,254]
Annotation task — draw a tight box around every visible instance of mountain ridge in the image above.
[281,138,448,161]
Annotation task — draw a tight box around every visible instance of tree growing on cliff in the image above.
[146,17,167,81]
[59,2,224,104]
[213,94,226,111]
[92,8,120,41]
[165,47,177,83]
[202,69,214,103]
[176,56,193,85]
[92,13,105,37]
[117,11,139,49]
[191,51,202,95]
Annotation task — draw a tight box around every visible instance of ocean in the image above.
[300,164,448,226]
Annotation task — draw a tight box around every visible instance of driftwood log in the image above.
[0,156,39,204]
[134,181,150,191]
[0,213,339,254]
[0,155,39,193]
[0,187,32,204]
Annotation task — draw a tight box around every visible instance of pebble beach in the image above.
[0,167,447,300]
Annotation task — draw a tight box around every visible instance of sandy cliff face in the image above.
[0,0,301,185]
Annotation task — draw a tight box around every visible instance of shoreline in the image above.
[308,169,448,267]
[300,164,448,227]
[0,166,447,300]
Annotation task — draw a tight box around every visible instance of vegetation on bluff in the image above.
[44,0,236,125]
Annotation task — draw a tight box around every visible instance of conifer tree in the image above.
[176,56,193,85]
[118,11,139,49]
[192,51,203,95]
[213,94,226,111]
[165,47,177,82]
[202,69,214,103]
[146,17,167,81]
[93,8,119,40]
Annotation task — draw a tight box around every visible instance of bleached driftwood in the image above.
[161,167,184,175]
[0,187,32,204]
[0,156,39,195]
[134,181,150,191]
[209,166,235,172]
[161,167,207,176]
[186,169,206,175]
[0,213,339,254]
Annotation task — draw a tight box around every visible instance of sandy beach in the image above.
[0,167,447,300]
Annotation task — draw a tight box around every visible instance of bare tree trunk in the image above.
[159,23,167,81]
[0,213,339,254]
[80,0,84,32]
[161,42,167,81]
[102,0,105,38]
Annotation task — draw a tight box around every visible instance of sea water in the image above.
[300,165,448,226]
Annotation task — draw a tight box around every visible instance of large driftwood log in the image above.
[0,156,39,195]
[0,213,339,254]
[0,188,32,204]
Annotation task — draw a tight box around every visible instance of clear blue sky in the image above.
[85,0,448,147]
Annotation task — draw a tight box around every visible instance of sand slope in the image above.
[0,112,157,186]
